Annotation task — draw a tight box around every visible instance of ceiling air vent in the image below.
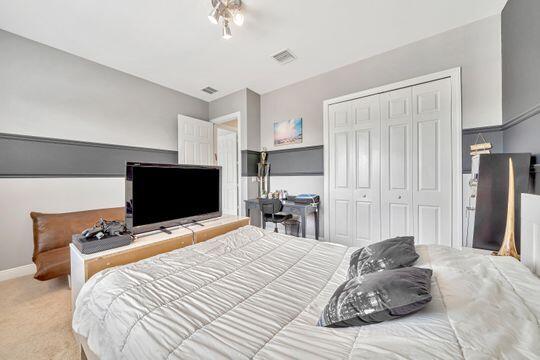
[202,86,218,94]
[272,49,296,64]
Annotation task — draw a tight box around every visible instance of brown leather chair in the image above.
[30,207,124,281]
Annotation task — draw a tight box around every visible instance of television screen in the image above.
[125,162,221,234]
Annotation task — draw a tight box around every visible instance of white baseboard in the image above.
[0,263,36,282]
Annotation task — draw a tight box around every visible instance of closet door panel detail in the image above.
[355,130,371,189]
[388,124,408,190]
[334,132,349,189]
[355,201,372,242]
[389,203,410,237]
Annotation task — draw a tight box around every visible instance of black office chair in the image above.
[259,198,292,233]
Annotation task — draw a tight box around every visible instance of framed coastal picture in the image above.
[273,118,303,145]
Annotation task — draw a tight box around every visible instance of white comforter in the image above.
[73,226,540,360]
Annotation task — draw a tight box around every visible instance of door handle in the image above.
[362,194,367,198]
[397,195,402,200]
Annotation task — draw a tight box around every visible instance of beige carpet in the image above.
[0,275,79,360]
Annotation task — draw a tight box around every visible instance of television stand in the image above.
[70,215,249,309]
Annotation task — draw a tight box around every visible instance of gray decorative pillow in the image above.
[347,236,419,279]
[317,267,433,327]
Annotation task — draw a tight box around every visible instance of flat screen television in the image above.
[125,162,221,234]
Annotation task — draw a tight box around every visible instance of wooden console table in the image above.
[70,215,249,308]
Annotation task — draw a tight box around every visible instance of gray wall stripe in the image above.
[241,146,324,177]
[0,133,177,178]
[463,102,540,135]
[462,125,504,135]
[267,146,323,176]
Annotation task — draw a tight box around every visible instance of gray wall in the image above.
[0,29,209,272]
[502,0,540,122]
[209,89,245,120]
[246,89,261,152]
[501,0,540,162]
[209,88,261,152]
[0,29,208,151]
[503,113,540,161]
[260,15,503,152]
[462,130,504,172]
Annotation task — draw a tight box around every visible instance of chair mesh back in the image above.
[259,198,282,215]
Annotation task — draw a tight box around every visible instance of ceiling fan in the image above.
[207,0,244,40]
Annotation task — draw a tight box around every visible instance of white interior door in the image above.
[217,128,238,215]
[381,87,414,239]
[178,115,214,165]
[412,78,452,245]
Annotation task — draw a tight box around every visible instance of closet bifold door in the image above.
[381,87,414,239]
[329,95,381,246]
[412,78,452,246]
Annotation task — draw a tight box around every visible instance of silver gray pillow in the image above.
[317,267,433,327]
[347,236,419,279]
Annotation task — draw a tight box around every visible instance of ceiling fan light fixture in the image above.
[206,0,243,39]
[222,21,232,40]
[233,11,244,26]
[208,5,220,24]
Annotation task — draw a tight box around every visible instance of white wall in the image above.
[260,15,503,152]
[0,178,124,271]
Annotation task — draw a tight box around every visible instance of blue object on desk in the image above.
[294,194,320,205]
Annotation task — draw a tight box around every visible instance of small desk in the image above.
[244,199,319,239]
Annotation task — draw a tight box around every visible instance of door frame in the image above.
[323,67,463,248]
[211,111,242,216]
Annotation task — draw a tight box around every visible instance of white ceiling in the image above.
[0,0,507,101]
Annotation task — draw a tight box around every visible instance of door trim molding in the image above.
[211,111,242,215]
[323,67,463,248]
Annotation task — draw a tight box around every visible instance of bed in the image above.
[72,225,540,359]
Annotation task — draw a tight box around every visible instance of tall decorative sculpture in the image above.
[257,148,270,198]
[494,158,520,260]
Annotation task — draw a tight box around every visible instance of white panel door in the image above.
[351,95,381,246]
[217,128,238,215]
[177,115,214,165]
[412,78,452,245]
[381,87,414,239]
